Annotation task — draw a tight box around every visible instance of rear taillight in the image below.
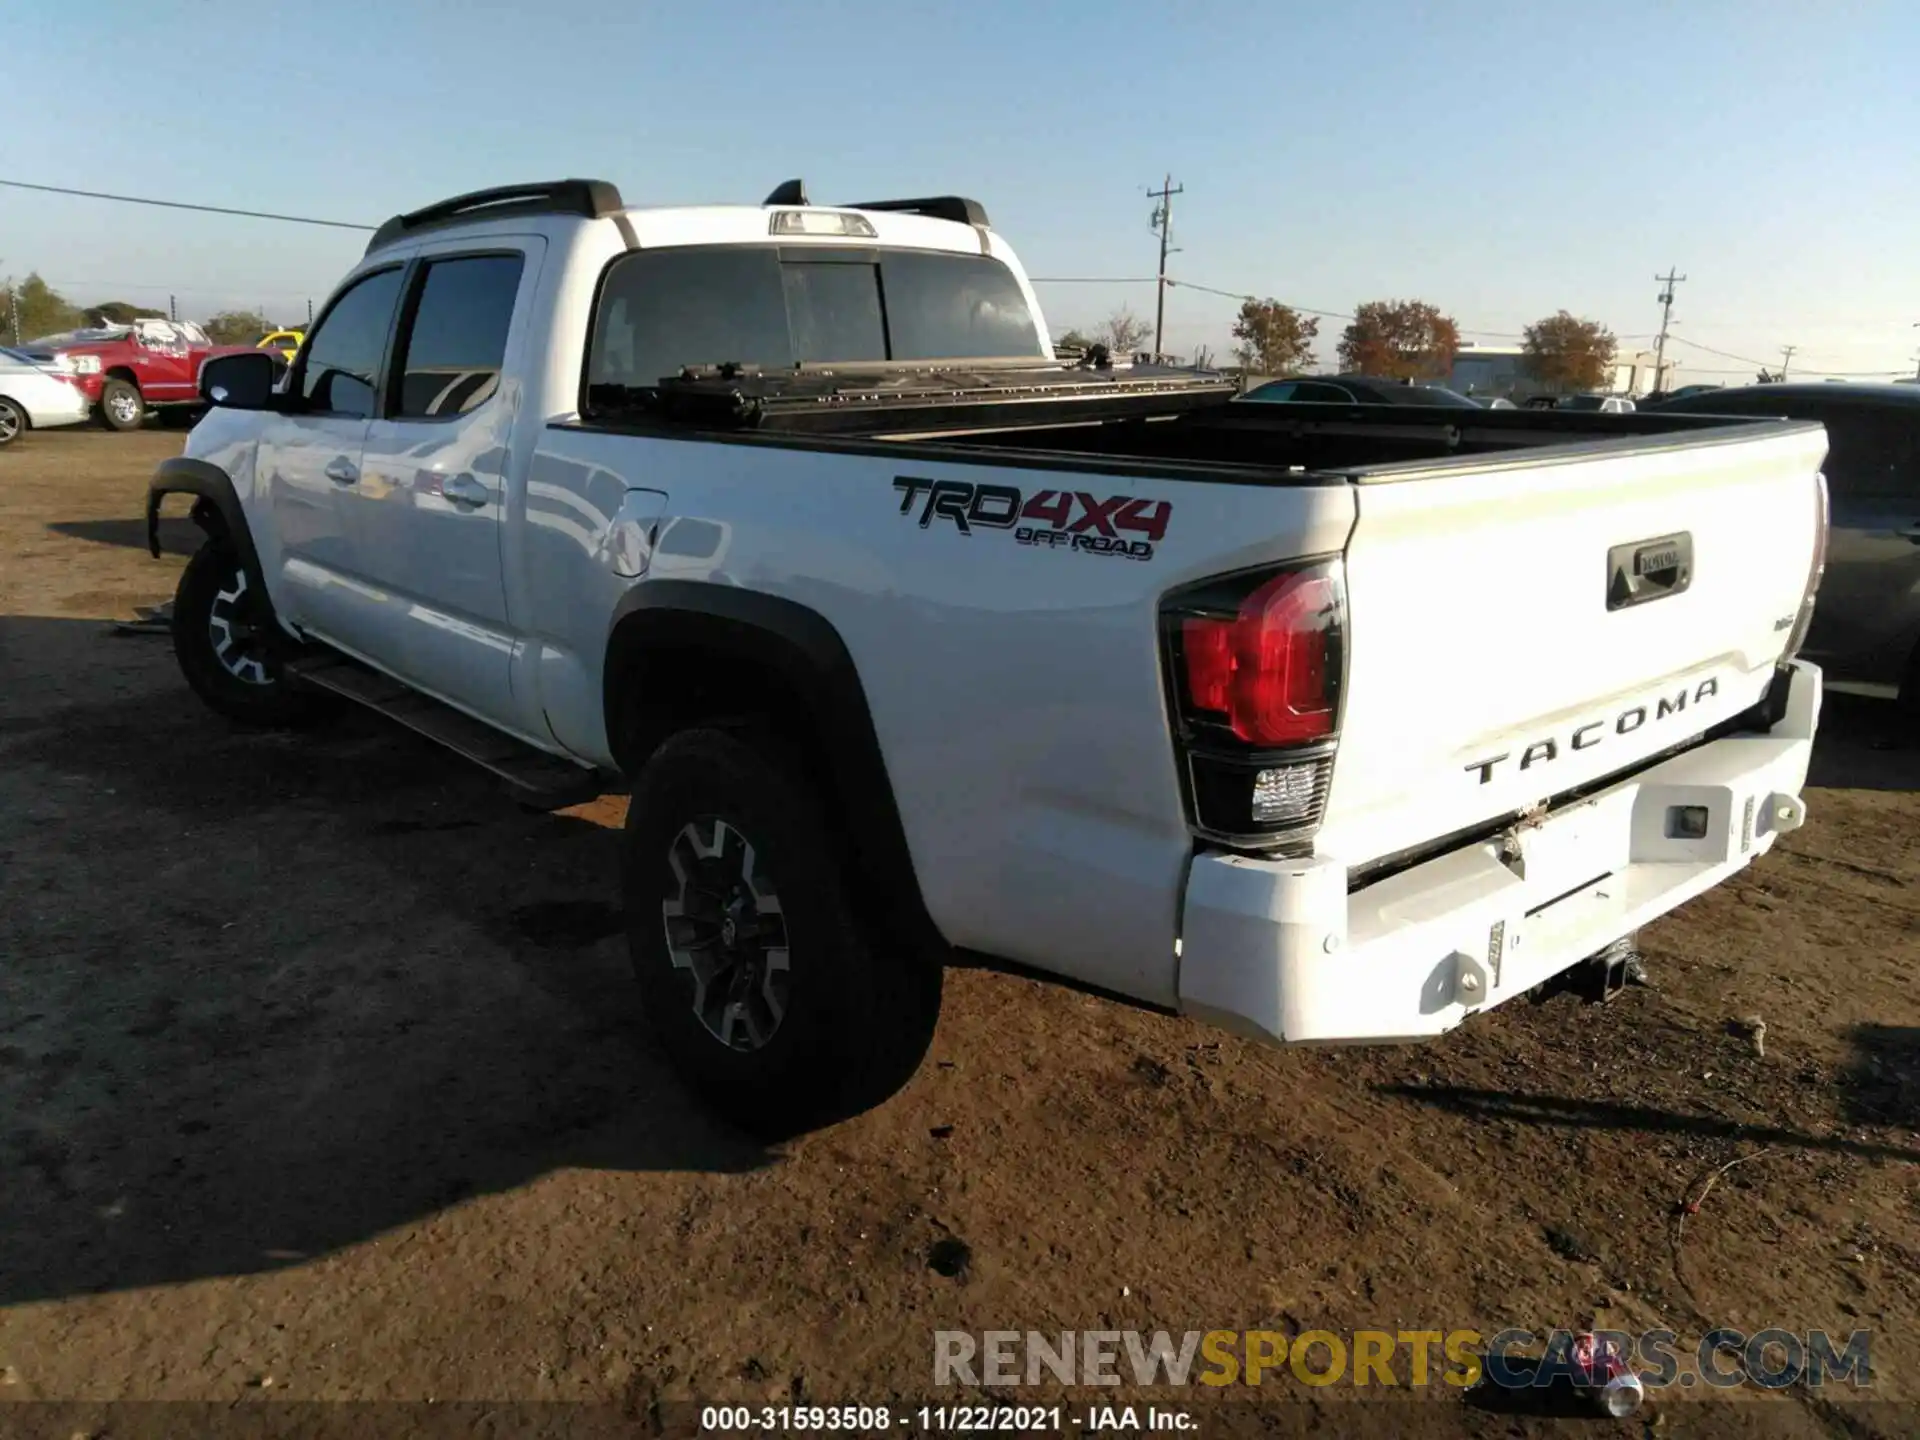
[1161,558,1345,850]
[1783,471,1829,660]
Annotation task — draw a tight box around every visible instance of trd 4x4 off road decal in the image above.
[892,477,1171,561]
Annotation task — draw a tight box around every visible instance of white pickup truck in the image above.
[152,178,1829,1133]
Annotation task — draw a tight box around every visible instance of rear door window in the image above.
[390,254,525,418]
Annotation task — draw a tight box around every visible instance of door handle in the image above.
[441,473,489,508]
[324,457,359,485]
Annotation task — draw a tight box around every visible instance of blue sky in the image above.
[8,0,1918,383]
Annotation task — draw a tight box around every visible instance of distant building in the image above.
[1447,344,1658,400]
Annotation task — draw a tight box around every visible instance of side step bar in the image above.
[285,650,610,810]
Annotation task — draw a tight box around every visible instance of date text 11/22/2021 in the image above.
[698,1404,1198,1432]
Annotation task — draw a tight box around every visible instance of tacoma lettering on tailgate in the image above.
[1463,677,1721,785]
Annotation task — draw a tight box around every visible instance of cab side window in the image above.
[300,268,404,419]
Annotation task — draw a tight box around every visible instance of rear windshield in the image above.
[586,245,1045,391]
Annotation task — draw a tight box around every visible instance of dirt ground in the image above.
[1,429,1915,1438]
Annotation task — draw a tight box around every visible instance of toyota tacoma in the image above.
[149,178,1830,1133]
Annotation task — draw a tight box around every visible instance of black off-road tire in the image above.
[98,377,146,431]
[622,726,942,1137]
[171,541,328,727]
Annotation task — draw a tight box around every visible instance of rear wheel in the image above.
[622,727,942,1136]
[0,398,24,447]
[99,377,146,431]
[171,541,327,727]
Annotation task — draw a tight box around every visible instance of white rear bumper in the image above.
[1176,661,1820,1045]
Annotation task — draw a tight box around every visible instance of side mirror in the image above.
[199,350,284,409]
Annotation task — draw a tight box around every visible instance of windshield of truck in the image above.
[586,245,1046,391]
[23,328,123,350]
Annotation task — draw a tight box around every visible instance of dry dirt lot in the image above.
[1,428,1916,1438]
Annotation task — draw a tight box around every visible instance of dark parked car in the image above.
[1644,383,1920,708]
[1240,375,1481,408]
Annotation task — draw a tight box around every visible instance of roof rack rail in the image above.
[843,195,990,227]
[365,178,624,254]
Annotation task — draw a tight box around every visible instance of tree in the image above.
[1100,306,1151,356]
[1054,328,1095,352]
[1520,310,1618,391]
[1,272,85,344]
[1337,299,1461,379]
[203,309,274,344]
[1231,298,1318,376]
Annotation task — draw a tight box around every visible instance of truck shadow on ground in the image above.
[1375,1084,1920,1166]
[47,516,203,557]
[1804,690,1919,792]
[0,616,772,1309]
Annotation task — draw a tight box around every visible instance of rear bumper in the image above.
[1176,660,1821,1045]
[32,386,93,428]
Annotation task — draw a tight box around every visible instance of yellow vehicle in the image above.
[256,329,305,364]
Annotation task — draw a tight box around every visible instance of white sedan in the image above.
[1,346,94,446]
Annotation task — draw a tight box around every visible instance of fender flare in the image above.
[604,580,946,960]
[146,456,262,583]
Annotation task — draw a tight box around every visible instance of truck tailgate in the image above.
[1318,422,1827,870]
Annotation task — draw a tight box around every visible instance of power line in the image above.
[0,178,374,231]
[1666,334,1770,368]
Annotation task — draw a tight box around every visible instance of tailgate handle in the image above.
[1606,531,1692,611]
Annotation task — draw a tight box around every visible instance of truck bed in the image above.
[592,363,1802,480]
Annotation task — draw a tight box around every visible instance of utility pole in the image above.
[1912,321,1918,380]
[1651,267,1686,392]
[1147,174,1183,363]
[1778,345,1797,381]
[169,293,178,322]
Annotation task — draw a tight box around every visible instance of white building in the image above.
[1447,344,1660,400]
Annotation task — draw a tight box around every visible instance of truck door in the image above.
[132,321,198,404]
[255,266,406,648]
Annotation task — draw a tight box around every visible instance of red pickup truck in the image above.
[18,320,255,431]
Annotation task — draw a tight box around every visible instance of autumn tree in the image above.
[1231,298,1318,376]
[1100,306,1151,356]
[203,309,275,344]
[1337,299,1461,379]
[1520,311,1618,391]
